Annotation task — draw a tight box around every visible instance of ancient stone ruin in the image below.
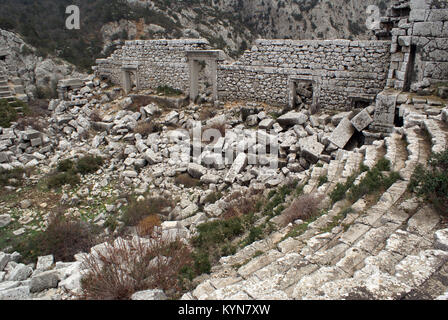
[0,0,448,301]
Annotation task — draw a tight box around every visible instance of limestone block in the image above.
[351,109,373,131]
[328,118,355,149]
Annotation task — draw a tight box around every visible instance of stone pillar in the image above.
[288,80,296,110]
[370,90,400,133]
[122,70,131,94]
[210,58,218,102]
[189,59,199,102]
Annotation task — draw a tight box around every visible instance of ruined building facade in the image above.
[94,0,447,113]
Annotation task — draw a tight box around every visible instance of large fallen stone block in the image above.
[225,153,248,183]
[328,118,355,149]
[259,118,275,130]
[22,130,41,141]
[351,109,373,131]
[299,135,325,164]
[277,112,308,127]
[0,286,30,300]
[7,264,33,281]
[30,270,60,293]
[36,255,54,272]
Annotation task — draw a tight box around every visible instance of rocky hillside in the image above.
[0,29,85,100]
[0,73,447,300]
[0,0,390,70]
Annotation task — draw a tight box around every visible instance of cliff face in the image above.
[213,0,389,40]
[0,0,390,69]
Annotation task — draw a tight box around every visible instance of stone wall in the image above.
[94,39,210,92]
[217,39,391,110]
[379,0,448,90]
[410,0,448,85]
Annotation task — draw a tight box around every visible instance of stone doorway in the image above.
[122,64,139,94]
[186,50,223,104]
[289,76,316,110]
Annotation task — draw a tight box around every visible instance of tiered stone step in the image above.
[384,132,407,172]
[424,119,447,154]
[183,150,370,300]
[0,74,14,103]
[184,120,448,300]
[290,127,445,300]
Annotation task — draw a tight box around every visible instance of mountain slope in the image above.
[0,0,390,71]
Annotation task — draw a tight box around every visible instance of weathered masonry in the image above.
[377,0,448,91]
[218,39,391,110]
[94,39,210,94]
[370,0,448,133]
[95,39,391,111]
[94,0,447,112]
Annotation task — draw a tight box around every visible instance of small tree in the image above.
[80,232,192,300]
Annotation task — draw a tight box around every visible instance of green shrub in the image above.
[331,158,397,204]
[376,158,391,171]
[0,168,25,187]
[47,172,81,189]
[15,214,98,263]
[57,159,75,172]
[192,250,212,275]
[76,156,104,175]
[0,99,18,128]
[318,175,328,187]
[123,197,173,227]
[204,191,223,204]
[409,149,448,216]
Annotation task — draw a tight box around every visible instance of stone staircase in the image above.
[183,111,448,300]
[0,73,14,102]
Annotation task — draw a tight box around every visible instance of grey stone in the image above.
[143,148,162,164]
[225,153,248,183]
[187,163,207,179]
[122,170,138,178]
[0,214,11,228]
[131,289,168,300]
[200,174,221,184]
[277,112,308,127]
[0,252,10,271]
[7,264,33,281]
[259,118,275,130]
[328,118,355,149]
[20,199,32,209]
[30,270,60,293]
[0,281,20,291]
[0,286,30,300]
[435,229,448,251]
[0,152,9,163]
[22,130,41,141]
[36,255,54,271]
[351,109,373,131]
[299,135,325,163]
[246,115,259,126]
